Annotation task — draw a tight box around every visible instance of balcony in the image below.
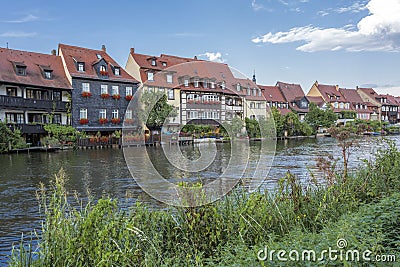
[0,95,68,112]
[7,123,46,134]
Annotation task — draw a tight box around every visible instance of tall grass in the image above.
[9,140,400,266]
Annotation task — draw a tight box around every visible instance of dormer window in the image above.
[166,74,173,84]
[184,78,189,87]
[44,70,53,79]
[221,81,226,90]
[151,59,156,66]
[203,80,208,88]
[162,62,167,67]
[247,87,251,96]
[99,65,107,76]
[236,84,241,91]
[258,89,262,97]
[78,62,85,72]
[194,79,199,88]
[16,65,26,76]
[147,72,154,81]
[211,81,215,89]
[114,67,120,76]
[96,54,102,59]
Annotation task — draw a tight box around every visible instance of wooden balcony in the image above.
[0,95,68,112]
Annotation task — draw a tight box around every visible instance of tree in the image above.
[305,103,337,133]
[0,122,26,152]
[139,91,177,130]
[271,107,285,137]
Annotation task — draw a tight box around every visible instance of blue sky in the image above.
[1,0,399,96]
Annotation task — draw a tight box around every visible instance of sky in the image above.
[0,0,399,96]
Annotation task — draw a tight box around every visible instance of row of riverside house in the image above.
[1,44,399,145]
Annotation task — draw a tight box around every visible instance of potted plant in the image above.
[81,92,92,97]
[111,118,121,124]
[101,93,110,99]
[98,118,108,124]
[124,119,134,124]
[112,94,121,100]
[99,70,108,76]
[125,95,133,101]
[79,118,89,125]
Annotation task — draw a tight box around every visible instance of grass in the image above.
[9,140,400,266]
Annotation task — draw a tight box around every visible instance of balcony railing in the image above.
[0,95,68,111]
[7,123,46,134]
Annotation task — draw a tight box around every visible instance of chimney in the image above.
[194,55,198,60]
[51,49,56,55]
[130,48,135,54]
[101,44,106,52]
[252,70,256,84]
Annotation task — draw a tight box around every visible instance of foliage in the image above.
[271,107,285,137]
[340,110,357,119]
[305,103,337,133]
[0,122,26,152]
[139,91,177,130]
[43,124,78,144]
[221,116,245,138]
[245,117,260,138]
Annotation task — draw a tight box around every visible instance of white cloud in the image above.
[335,1,368,13]
[251,0,264,11]
[198,52,225,63]
[317,10,329,17]
[375,86,400,96]
[252,0,400,52]
[4,14,39,23]
[0,31,37,37]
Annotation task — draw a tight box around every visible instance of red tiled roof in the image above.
[0,48,72,89]
[276,81,305,102]
[59,44,137,83]
[259,85,286,102]
[384,94,400,106]
[279,108,292,115]
[234,78,264,101]
[307,96,324,107]
[357,87,378,96]
[339,88,365,104]
[315,83,347,103]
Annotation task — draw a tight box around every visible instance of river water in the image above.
[0,136,399,264]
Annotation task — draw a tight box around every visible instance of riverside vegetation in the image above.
[9,133,400,266]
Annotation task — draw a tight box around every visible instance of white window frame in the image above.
[101,85,108,94]
[80,108,87,119]
[126,86,133,96]
[147,72,154,81]
[168,89,174,100]
[166,74,173,84]
[112,109,119,119]
[114,68,120,76]
[78,63,85,72]
[194,79,199,88]
[211,81,215,89]
[82,83,90,92]
[184,79,189,87]
[99,109,107,119]
[111,85,119,96]
[125,109,133,120]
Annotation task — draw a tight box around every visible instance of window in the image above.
[78,62,85,72]
[194,79,199,88]
[6,87,17,96]
[126,86,133,96]
[147,72,154,81]
[26,89,48,100]
[80,108,87,119]
[168,89,174,100]
[188,111,198,119]
[125,109,133,120]
[151,59,156,66]
[221,81,226,90]
[339,103,344,109]
[100,65,106,72]
[99,109,107,119]
[53,114,61,124]
[96,54,102,59]
[334,102,339,109]
[112,109,119,119]
[16,66,26,76]
[101,85,108,94]
[166,74,173,84]
[203,80,208,88]
[258,89,262,97]
[44,70,52,79]
[114,67,120,76]
[250,102,255,109]
[53,91,61,101]
[211,81,215,89]
[247,87,251,96]
[237,84,241,91]
[6,113,24,124]
[253,89,257,96]
[162,62,167,67]
[111,86,119,96]
[82,83,90,93]
[184,79,189,87]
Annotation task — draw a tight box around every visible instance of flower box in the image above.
[99,70,108,76]
[112,94,121,100]
[125,95,133,101]
[111,118,121,124]
[124,119,134,124]
[101,93,110,99]
[79,118,89,125]
[98,118,108,124]
[81,92,92,97]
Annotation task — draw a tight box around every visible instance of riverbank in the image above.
[8,139,400,266]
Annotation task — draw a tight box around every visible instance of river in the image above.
[0,136,399,264]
